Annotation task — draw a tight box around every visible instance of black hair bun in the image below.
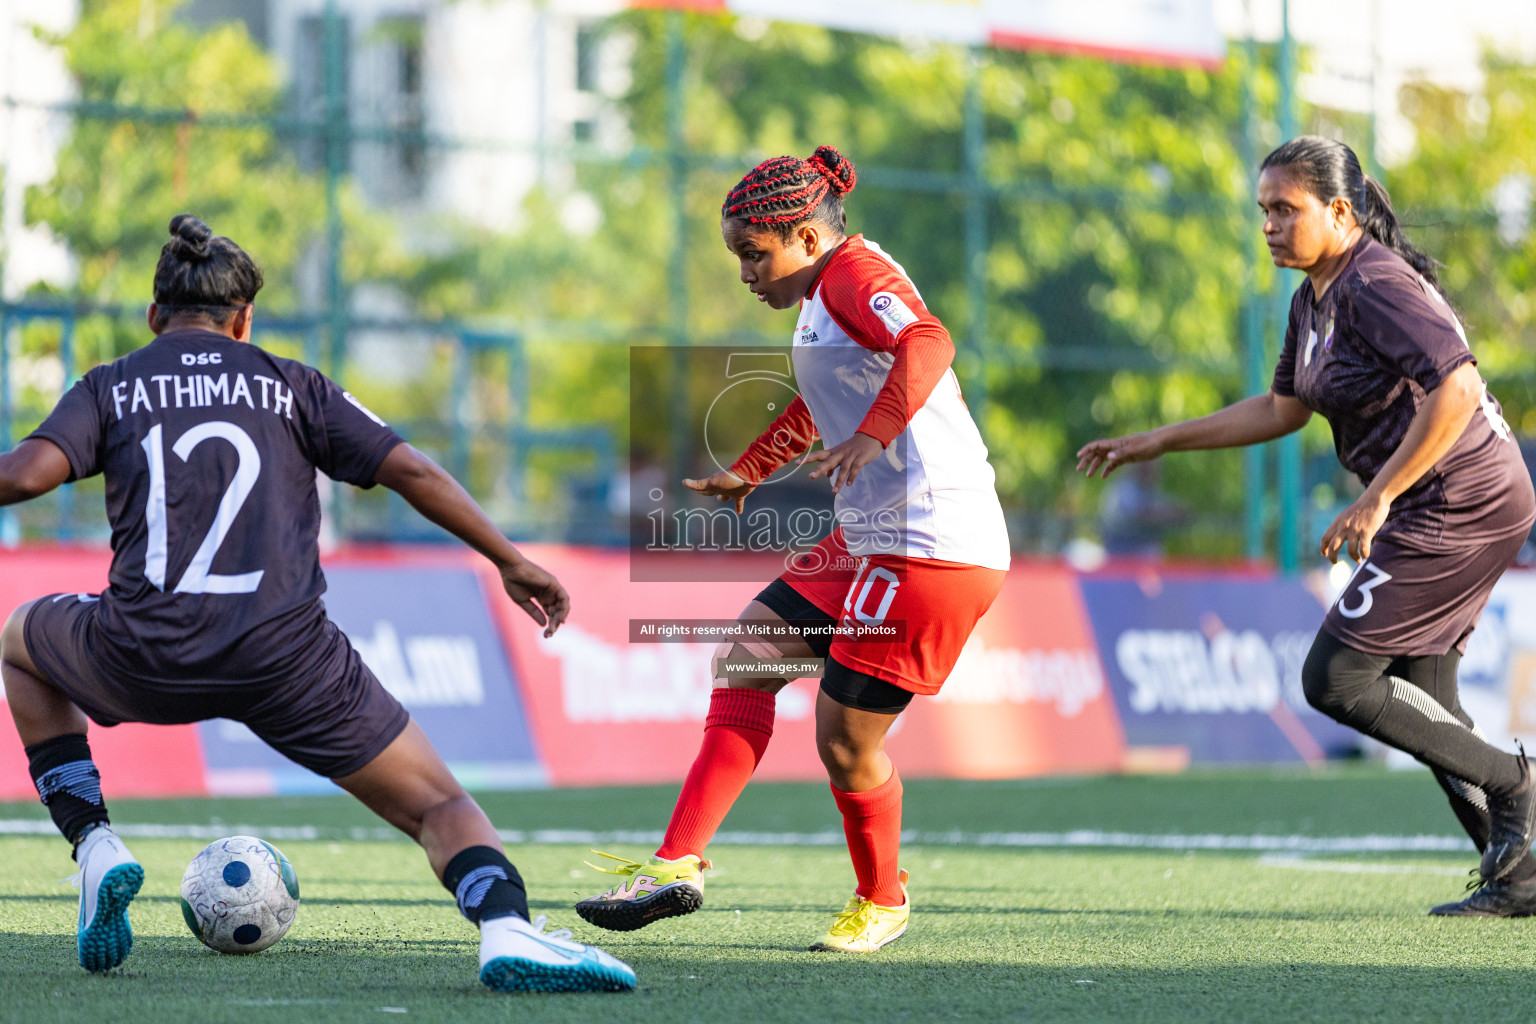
[809,145,857,197]
[168,214,212,260]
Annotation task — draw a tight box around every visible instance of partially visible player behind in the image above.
[0,215,635,991]
[575,147,1010,952]
[1078,137,1536,916]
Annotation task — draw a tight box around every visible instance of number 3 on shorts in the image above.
[141,421,265,595]
[1335,560,1391,620]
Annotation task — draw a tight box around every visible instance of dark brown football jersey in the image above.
[1273,237,1534,552]
[27,328,403,682]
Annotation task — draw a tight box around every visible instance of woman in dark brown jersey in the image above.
[1078,137,1536,917]
[0,216,635,988]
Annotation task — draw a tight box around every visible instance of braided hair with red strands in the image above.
[721,145,858,240]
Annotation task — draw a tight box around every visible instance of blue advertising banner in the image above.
[199,563,546,795]
[1078,576,1359,763]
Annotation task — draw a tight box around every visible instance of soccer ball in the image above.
[180,835,300,954]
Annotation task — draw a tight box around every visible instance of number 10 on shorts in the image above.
[843,559,901,627]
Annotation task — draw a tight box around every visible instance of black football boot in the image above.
[1481,745,1536,881]
[1431,871,1536,918]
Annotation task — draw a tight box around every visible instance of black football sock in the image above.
[1417,654,1536,887]
[1302,632,1524,792]
[26,733,110,855]
[442,846,529,925]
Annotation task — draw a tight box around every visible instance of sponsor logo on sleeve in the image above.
[343,391,389,426]
[869,291,920,337]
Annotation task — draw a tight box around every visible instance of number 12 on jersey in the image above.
[141,421,265,595]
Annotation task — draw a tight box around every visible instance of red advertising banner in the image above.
[890,564,1124,778]
[0,547,207,800]
[487,547,1125,787]
[481,546,824,787]
[1,544,1126,798]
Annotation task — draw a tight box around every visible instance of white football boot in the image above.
[478,913,636,993]
[72,826,144,972]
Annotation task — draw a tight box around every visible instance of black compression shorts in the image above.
[820,657,915,714]
[755,578,915,713]
[25,593,409,779]
[753,578,835,659]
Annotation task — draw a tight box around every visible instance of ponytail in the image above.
[721,145,857,240]
[1358,175,1442,294]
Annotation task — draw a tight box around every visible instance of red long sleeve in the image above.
[729,393,820,485]
[854,323,956,447]
[808,236,958,448]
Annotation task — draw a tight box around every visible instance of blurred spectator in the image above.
[1099,462,1188,557]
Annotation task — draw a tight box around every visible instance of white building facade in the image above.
[0,0,630,303]
[200,0,630,231]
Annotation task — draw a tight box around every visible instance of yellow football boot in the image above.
[574,851,710,932]
[808,869,910,952]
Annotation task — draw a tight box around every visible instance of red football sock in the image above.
[832,768,905,907]
[655,688,776,860]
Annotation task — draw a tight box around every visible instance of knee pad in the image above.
[711,640,791,684]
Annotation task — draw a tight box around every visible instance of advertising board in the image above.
[492,547,1125,786]
[1079,573,1359,763]
[198,552,545,795]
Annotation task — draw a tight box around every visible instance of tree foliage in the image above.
[1389,56,1536,433]
[27,1,320,323]
[24,6,1534,554]
[412,13,1280,553]
[24,0,406,359]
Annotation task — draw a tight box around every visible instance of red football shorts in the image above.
[778,528,1006,696]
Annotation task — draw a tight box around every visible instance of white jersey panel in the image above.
[792,240,1010,571]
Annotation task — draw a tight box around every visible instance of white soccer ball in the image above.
[180,835,300,954]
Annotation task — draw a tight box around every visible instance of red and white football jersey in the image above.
[733,235,1010,572]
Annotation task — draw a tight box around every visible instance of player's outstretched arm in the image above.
[682,470,756,515]
[0,439,72,506]
[686,394,818,514]
[1076,391,1312,478]
[373,443,569,637]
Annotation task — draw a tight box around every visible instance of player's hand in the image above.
[682,469,756,514]
[500,558,570,638]
[801,432,883,494]
[1321,493,1389,564]
[1075,431,1167,478]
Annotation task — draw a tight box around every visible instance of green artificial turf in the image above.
[2,769,1532,1023]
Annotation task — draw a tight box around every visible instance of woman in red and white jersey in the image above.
[576,147,1010,953]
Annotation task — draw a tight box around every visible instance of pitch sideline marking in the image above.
[0,818,1474,853]
[1256,853,1469,876]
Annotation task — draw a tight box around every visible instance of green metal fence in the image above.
[0,2,1522,568]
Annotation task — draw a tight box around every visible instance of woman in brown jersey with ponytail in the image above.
[1079,137,1536,917]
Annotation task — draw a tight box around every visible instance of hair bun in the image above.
[808,145,857,197]
[168,214,212,259]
